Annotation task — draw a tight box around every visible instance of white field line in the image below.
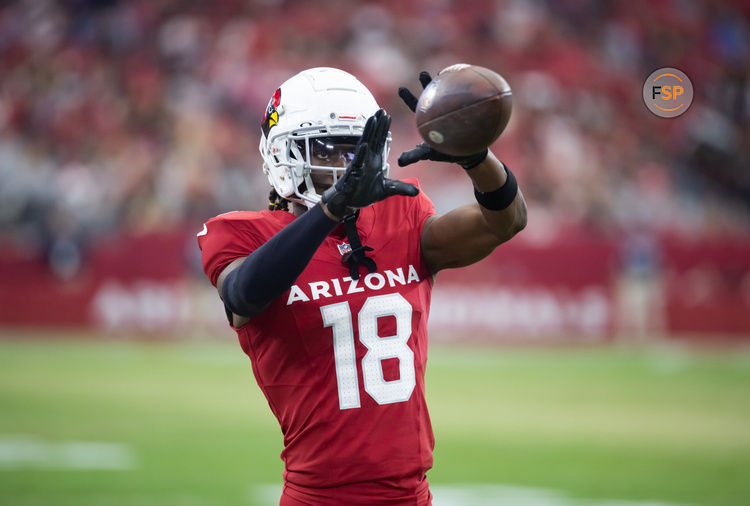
[0,435,136,470]
[253,483,693,506]
[430,484,693,506]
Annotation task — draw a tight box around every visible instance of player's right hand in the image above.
[322,109,418,219]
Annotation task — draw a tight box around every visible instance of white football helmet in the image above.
[259,67,391,208]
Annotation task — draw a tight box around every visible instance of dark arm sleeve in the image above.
[220,204,337,318]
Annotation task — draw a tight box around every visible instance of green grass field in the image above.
[1,335,749,505]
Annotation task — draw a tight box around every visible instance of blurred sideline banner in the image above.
[1,230,749,340]
[431,232,616,341]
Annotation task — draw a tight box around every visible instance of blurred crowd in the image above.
[1,0,749,277]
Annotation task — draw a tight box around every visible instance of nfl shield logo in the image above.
[337,243,352,256]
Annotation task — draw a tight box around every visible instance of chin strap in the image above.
[341,211,376,280]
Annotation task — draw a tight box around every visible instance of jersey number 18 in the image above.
[320,293,416,410]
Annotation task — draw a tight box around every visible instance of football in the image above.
[415,64,512,156]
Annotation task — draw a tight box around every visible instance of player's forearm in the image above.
[466,150,507,191]
[221,203,338,317]
[465,151,527,242]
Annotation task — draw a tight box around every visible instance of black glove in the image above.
[397,71,488,170]
[322,109,419,219]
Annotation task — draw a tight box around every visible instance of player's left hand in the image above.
[398,72,488,170]
[322,109,418,219]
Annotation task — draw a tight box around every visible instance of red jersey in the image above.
[198,179,436,505]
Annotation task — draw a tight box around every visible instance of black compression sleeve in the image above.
[221,204,338,318]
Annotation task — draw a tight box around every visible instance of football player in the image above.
[198,67,526,505]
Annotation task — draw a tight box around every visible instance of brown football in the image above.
[415,64,512,156]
